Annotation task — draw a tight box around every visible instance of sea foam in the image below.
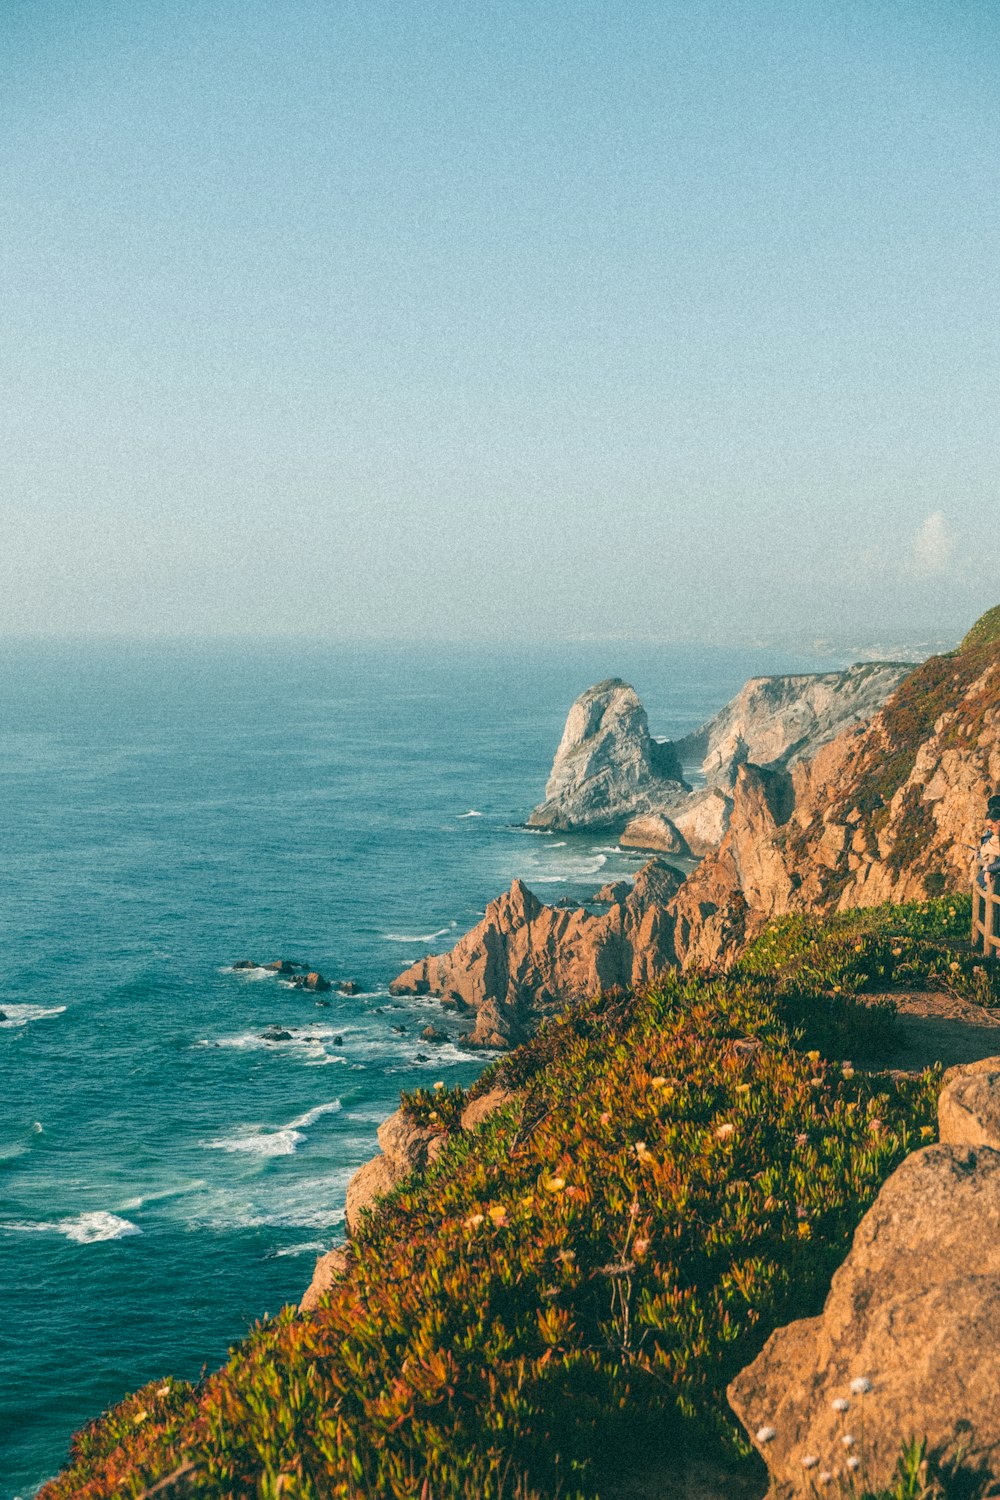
[204,1100,342,1158]
[5,1211,141,1244]
[0,1004,67,1028]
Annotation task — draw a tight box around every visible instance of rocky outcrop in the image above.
[668,607,1000,967]
[669,787,731,856]
[673,661,913,789]
[300,1246,351,1312]
[729,1057,1000,1495]
[344,1108,449,1234]
[620,813,689,855]
[528,680,686,830]
[390,860,685,1042]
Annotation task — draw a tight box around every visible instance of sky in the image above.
[1,0,997,645]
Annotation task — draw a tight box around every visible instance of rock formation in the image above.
[620,812,689,855]
[668,607,1000,967]
[673,661,913,789]
[728,1057,1000,1495]
[300,1246,350,1312]
[390,860,685,1044]
[527,679,686,831]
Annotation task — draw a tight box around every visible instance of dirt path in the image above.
[860,989,1000,1073]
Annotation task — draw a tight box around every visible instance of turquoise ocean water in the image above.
[0,640,839,1496]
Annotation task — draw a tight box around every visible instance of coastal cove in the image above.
[0,638,849,1498]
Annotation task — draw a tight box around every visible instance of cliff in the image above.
[672,660,913,788]
[669,605,1000,966]
[389,858,683,1044]
[527,678,686,830]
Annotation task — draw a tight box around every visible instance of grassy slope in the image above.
[42,897,997,1500]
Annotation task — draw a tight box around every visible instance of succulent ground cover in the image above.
[42,900,993,1500]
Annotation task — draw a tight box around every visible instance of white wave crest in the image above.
[5,1211,141,1243]
[272,1240,327,1257]
[204,1100,341,1158]
[383,928,451,943]
[0,1004,67,1029]
[457,810,483,818]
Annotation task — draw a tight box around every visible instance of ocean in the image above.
[0,638,840,1497]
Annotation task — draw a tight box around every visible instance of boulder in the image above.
[728,1140,1000,1495]
[232,959,257,970]
[261,1027,293,1042]
[938,1057,1000,1150]
[291,971,332,992]
[460,1086,514,1132]
[264,960,301,975]
[420,1024,447,1043]
[337,980,360,995]
[300,1245,351,1312]
[528,680,687,831]
[620,813,690,855]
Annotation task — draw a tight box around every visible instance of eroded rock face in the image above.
[390,861,685,1041]
[620,812,689,855]
[938,1058,1000,1150]
[673,662,912,790]
[344,1108,449,1234]
[528,680,686,831]
[666,609,1000,967]
[300,1246,351,1312]
[729,1143,1000,1496]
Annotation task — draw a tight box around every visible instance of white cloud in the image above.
[909,510,955,577]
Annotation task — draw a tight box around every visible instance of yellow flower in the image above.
[806,1050,821,1063]
[715,1122,735,1140]
[464,1213,485,1230]
[433,1081,445,1091]
[543,1175,566,1193]
[797,1220,812,1239]
[920,1126,934,1139]
[488,1204,509,1226]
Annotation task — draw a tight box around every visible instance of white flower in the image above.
[842,1433,855,1448]
[847,1455,861,1471]
[831,1397,849,1413]
[756,1425,776,1444]
[801,1455,819,1469]
[849,1375,872,1395]
[819,1475,833,1487]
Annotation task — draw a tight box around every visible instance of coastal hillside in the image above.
[670,605,1000,966]
[42,897,989,1500]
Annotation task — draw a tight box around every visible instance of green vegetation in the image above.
[41,901,993,1500]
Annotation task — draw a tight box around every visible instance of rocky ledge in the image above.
[389,859,684,1046]
[729,1057,1000,1495]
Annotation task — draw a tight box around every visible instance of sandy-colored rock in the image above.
[938,1058,1000,1149]
[300,1245,351,1311]
[670,787,732,855]
[673,661,912,789]
[528,680,686,830]
[390,861,683,1037]
[344,1154,403,1234]
[728,1143,1000,1495]
[460,1086,514,1132]
[621,813,689,855]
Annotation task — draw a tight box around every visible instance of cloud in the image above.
[909,511,955,578]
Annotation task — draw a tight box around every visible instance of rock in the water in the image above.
[261,1027,293,1042]
[263,960,302,974]
[620,812,689,855]
[390,860,684,1042]
[728,1139,1000,1495]
[337,980,360,995]
[528,679,687,831]
[231,959,257,970]
[938,1058,1000,1149]
[332,1034,343,1045]
[420,1024,447,1043]
[460,1087,514,1132]
[300,1245,351,1312]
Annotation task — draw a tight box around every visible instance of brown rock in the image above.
[389,861,682,1038]
[620,813,690,856]
[592,879,632,905]
[460,1086,513,1132]
[337,980,360,995]
[300,1245,351,1312]
[938,1057,1000,1149]
[344,1154,403,1234]
[420,1024,447,1043]
[728,1143,1000,1495]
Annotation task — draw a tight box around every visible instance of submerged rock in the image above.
[528,679,687,831]
[263,960,302,975]
[337,980,360,995]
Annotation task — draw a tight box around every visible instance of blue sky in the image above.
[1,1,997,642]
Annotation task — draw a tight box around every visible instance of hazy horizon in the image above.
[2,2,997,644]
